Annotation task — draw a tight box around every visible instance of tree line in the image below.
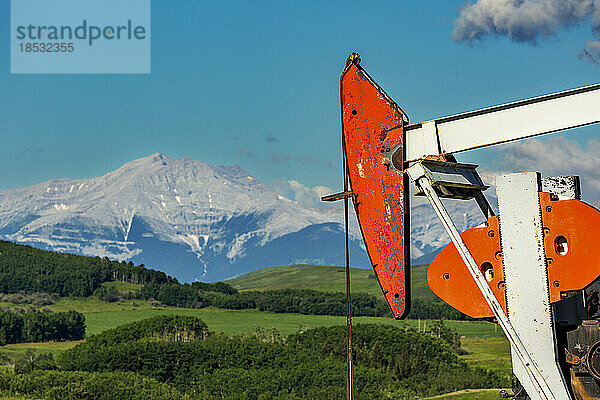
[0,370,192,400]
[0,240,173,297]
[0,310,85,345]
[140,282,470,320]
[26,316,505,399]
[83,315,210,346]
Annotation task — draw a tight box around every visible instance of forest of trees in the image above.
[0,316,507,400]
[0,240,469,320]
[0,240,173,297]
[80,315,210,346]
[0,310,85,344]
[0,370,192,400]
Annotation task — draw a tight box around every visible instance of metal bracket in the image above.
[411,159,488,199]
[321,191,355,202]
[421,121,441,157]
[410,159,494,218]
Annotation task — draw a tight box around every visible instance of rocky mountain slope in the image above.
[0,153,489,281]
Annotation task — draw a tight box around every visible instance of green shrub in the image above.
[57,319,509,399]
[0,370,192,400]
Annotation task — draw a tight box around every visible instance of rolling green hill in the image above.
[226,264,440,301]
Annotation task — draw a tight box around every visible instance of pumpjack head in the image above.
[340,54,411,319]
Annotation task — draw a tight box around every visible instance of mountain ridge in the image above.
[0,153,370,281]
[0,153,486,281]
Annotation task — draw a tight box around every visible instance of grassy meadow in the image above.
[45,296,501,337]
[0,264,513,398]
[0,294,510,374]
[225,263,439,301]
[424,389,507,399]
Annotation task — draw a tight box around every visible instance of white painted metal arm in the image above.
[404,83,600,161]
[496,173,572,400]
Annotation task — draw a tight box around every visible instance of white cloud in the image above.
[452,0,600,63]
[271,179,335,208]
[489,137,600,200]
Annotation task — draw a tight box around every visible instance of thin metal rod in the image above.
[474,192,495,219]
[415,176,556,400]
[343,154,354,400]
[321,191,354,202]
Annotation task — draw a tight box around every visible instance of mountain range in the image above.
[0,153,488,281]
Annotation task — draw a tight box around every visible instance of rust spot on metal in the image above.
[423,153,457,163]
[565,348,581,365]
[341,62,410,319]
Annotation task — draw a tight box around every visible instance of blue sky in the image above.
[2,1,600,203]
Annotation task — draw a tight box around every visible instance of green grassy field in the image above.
[0,340,84,356]
[50,297,152,313]
[82,307,503,337]
[424,389,508,399]
[460,337,512,378]
[0,296,509,373]
[0,263,513,397]
[44,297,503,338]
[226,263,439,301]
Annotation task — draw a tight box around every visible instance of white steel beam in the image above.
[496,172,572,400]
[405,83,600,161]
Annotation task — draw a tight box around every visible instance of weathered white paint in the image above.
[404,84,600,161]
[497,172,572,400]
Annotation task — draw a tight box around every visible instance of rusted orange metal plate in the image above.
[540,193,600,303]
[428,216,505,319]
[428,194,600,319]
[341,60,410,319]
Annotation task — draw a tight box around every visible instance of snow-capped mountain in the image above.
[0,153,488,281]
[410,196,495,264]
